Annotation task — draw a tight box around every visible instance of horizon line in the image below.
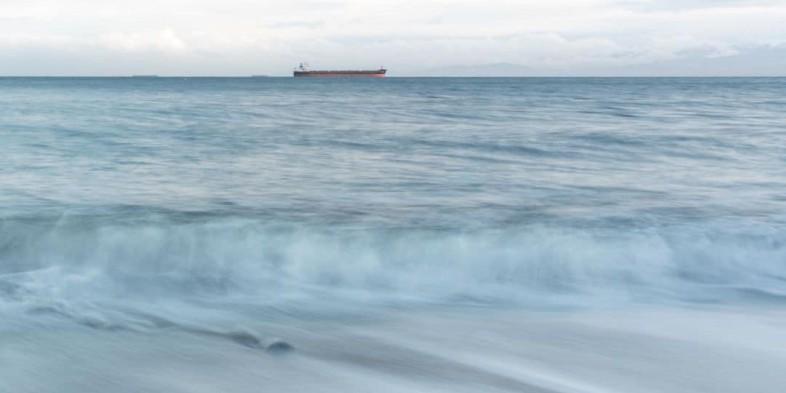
[1,75,785,78]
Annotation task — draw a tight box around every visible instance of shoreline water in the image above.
[4,305,785,393]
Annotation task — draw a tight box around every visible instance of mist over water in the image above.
[2,77,786,392]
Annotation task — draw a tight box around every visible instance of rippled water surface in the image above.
[1,77,785,392]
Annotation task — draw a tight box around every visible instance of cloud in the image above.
[99,29,188,53]
[0,0,784,75]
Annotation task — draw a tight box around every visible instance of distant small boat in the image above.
[293,63,386,78]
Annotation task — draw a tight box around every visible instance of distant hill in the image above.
[411,45,786,77]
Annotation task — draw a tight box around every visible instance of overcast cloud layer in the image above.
[1,0,784,76]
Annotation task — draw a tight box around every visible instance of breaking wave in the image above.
[2,214,785,311]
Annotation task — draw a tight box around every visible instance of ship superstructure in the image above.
[293,63,386,78]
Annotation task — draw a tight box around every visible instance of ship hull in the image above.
[293,70,386,78]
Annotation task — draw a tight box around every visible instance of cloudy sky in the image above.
[1,0,784,76]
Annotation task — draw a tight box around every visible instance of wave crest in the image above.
[1,216,785,306]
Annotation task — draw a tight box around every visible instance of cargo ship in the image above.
[293,63,386,78]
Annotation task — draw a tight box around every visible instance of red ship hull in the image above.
[293,69,387,78]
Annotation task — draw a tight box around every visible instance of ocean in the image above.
[1,77,785,392]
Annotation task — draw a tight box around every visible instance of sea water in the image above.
[1,77,785,392]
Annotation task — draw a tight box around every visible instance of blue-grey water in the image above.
[2,77,786,393]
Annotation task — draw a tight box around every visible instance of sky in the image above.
[0,0,784,76]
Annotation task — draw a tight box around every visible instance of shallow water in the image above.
[1,77,785,392]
